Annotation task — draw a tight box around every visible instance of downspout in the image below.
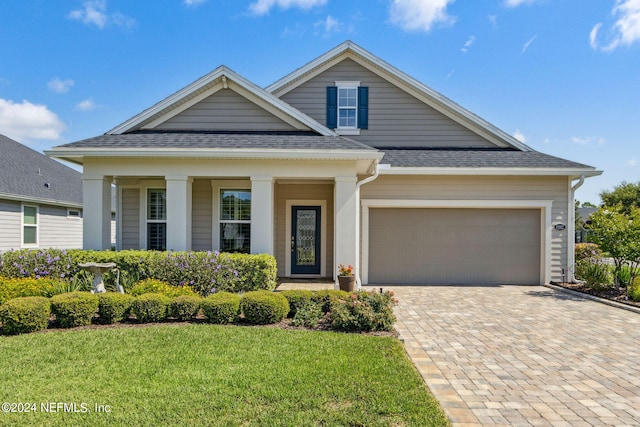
[568,175,586,283]
[353,163,385,289]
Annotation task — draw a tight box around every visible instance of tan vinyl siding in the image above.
[121,188,140,250]
[191,179,213,251]
[280,58,495,148]
[38,205,83,249]
[361,175,570,282]
[275,182,334,277]
[0,200,21,251]
[155,88,297,131]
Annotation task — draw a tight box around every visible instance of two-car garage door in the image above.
[368,208,541,285]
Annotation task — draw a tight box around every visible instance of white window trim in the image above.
[67,208,82,219]
[139,182,166,250]
[21,204,39,248]
[211,180,251,252]
[285,200,327,278]
[359,199,553,286]
[335,80,361,133]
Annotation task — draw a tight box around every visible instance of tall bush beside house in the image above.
[240,291,289,325]
[130,279,197,298]
[0,296,51,335]
[50,292,99,328]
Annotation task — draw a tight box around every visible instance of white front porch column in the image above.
[334,176,358,280]
[166,176,192,251]
[82,177,112,250]
[250,176,274,254]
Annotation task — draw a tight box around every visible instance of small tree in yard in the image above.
[587,206,640,286]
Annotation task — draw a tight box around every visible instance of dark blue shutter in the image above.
[326,86,337,129]
[357,86,369,129]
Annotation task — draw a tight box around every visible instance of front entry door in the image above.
[291,206,321,275]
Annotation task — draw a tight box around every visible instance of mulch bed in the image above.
[553,282,640,309]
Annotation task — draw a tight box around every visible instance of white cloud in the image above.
[249,0,326,15]
[461,35,475,53]
[0,99,65,141]
[488,14,498,29]
[48,78,75,94]
[513,129,526,143]
[75,98,96,112]
[184,0,207,6]
[314,15,342,37]
[389,0,456,32]
[627,158,637,167]
[68,0,135,29]
[521,34,537,54]
[571,136,606,146]
[590,0,640,51]
[504,0,539,7]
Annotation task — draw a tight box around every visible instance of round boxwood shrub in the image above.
[0,296,51,335]
[240,290,289,325]
[98,293,134,324]
[279,290,314,318]
[50,292,99,328]
[130,293,170,323]
[168,295,202,321]
[201,292,240,324]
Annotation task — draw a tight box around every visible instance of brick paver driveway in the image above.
[384,285,640,426]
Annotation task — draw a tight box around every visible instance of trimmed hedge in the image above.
[201,292,241,324]
[168,295,202,321]
[130,293,170,323]
[240,291,289,325]
[0,296,51,335]
[98,293,134,324]
[280,290,314,318]
[130,279,197,298]
[50,292,99,328]
[0,249,277,295]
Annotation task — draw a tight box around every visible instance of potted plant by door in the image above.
[337,264,356,292]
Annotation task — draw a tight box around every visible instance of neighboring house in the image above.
[0,134,83,251]
[48,41,601,285]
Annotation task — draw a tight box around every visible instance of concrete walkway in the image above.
[383,285,640,426]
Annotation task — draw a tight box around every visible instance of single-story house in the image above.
[48,41,601,285]
[0,134,83,251]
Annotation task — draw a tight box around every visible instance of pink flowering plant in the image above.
[328,290,398,332]
[337,264,354,277]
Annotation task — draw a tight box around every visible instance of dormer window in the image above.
[326,81,368,135]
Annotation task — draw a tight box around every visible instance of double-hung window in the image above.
[219,190,251,253]
[22,205,38,247]
[326,81,368,133]
[147,189,166,251]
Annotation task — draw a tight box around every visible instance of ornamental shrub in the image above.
[311,289,348,314]
[574,243,603,262]
[328,291,398,332]
[129,279,197,298]
[130,293,170,323]
[0,276,65,304]
[291,301,323,328]
[97,293,134,324]
[629,276,640,302]
[0,296,51,335]
[240,291,289,325]
[50,292,99,328]
[280,290,314,317]
[200,292,241,324]
[168,295,202,321]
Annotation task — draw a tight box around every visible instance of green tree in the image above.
[600,181,640,215]
[587,206,640,285]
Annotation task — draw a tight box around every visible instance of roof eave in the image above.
[379,167,603,177]
[0,192,83,209]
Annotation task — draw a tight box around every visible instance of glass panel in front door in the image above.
[296,209,316,266]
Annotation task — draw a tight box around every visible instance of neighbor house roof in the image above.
[0,134,82,207]
[378,148,600,177]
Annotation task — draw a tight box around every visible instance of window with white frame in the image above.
[22,205,38,246]
[147,189,166,250]
[338,87,358,128]
[219,190,251,253]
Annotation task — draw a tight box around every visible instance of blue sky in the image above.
[1,0,639,204]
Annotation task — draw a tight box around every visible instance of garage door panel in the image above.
[368,208,540,285]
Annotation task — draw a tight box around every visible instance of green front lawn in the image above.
[0,324,449,426]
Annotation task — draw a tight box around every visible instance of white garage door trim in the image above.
[360,199,553,285]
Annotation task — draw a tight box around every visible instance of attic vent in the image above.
[44,183,50,188]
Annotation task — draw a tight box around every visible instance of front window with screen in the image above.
[147,189,166,250]
[338,87,357,128]
[220,190,251,253]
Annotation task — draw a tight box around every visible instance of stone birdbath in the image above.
[78,262,123,294]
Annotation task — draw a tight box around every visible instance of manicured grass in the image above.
[0,324,449,426]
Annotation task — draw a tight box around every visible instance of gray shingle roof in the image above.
[0,134,82,205]
[379,148,595,169]
[57,131,377,151]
